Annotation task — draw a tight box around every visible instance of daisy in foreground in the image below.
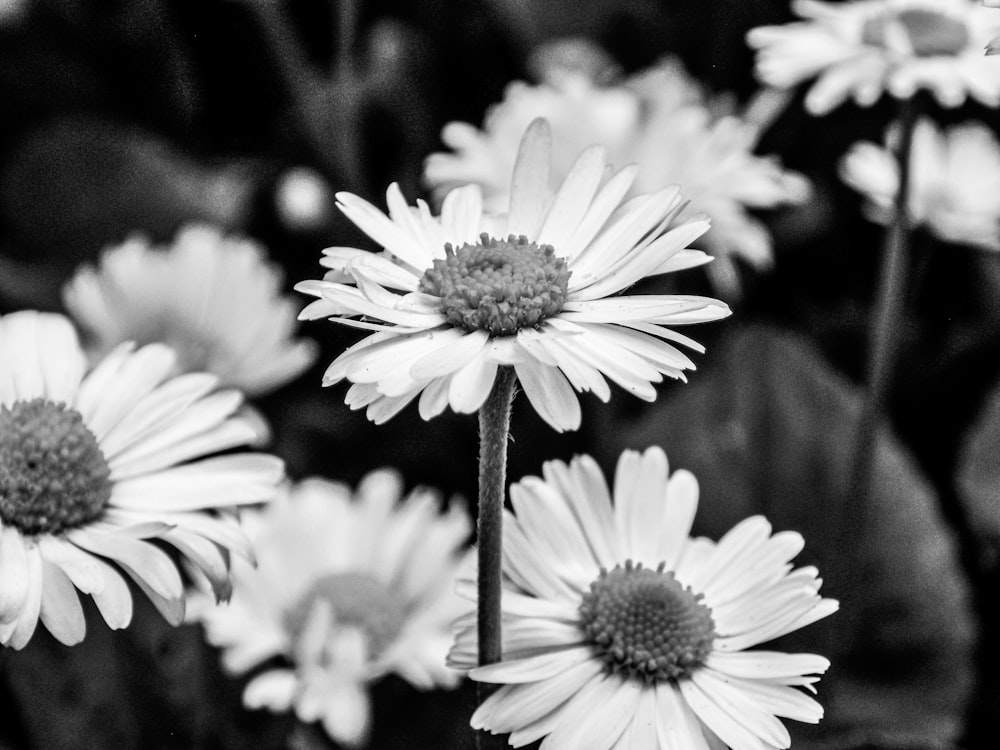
[297,119,731,432]
[188,471,472,748]
[840,117,1000,250]
[64,224,318,397]
[0,311,284,650]
[450,447,838,749]
[747,0,1000,114]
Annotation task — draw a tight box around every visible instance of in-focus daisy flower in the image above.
[424,57,808,289]
[189,471,472,748]
[297,119,730,432]
[0,311,284,650]
[840,118,1000,249]
[747,0,1000,114]
[64,224,318,397]
[450,447,838,749]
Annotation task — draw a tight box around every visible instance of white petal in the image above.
[39,559,86,646]
[514,359,581,432]
[506,118,553,239]
[537,145,608,250]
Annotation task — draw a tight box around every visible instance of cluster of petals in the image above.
[188,470,472,747]
[297,119,730,432]
[0,311,284,649]
[747,0,1000,114]
[450,447,838,750]
[424,56,809,287]
[64,224,317,397]
[840,117,1000,249]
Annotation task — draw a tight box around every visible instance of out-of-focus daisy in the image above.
[297,119,730,433]
[747,0,1000,114]
[424,74,643,212]
[424,56,808,290]
[0,311,284,650]
[840,118,1000,249]
[450,447,838,749]
[64,224,318,397]
[189,471,471,748]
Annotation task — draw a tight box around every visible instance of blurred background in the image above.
[1,0,1000,748]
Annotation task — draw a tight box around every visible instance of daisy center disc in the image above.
[579,560,715,683]
[862,10,970,57]
[285,572,405,659]
[418,233,571,337]
[0,398,112,536]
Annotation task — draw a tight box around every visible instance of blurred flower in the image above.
[424,74,642,210]
[189,470,471,748]
[63,224,318,398]
[450,447,838,749]
[425,55,808,292]
[840,118,1000,249]
[747,0,1000,114]
[298,119,729,432]
[0,311,284,650]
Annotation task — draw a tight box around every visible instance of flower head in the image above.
[298,119,730,432]
[64,224,318,397]
[840,117,1000,249]
[450,447,838,749]
[747,0,1000,114]
[0,311,284,649]
[424,58,808,290]
[189,471,472,747]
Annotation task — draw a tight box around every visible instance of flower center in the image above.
[418,233,571,337]
[578,560,715,684]
[0,398,112,536]
[862,10,970,57]
[284,572,405,660]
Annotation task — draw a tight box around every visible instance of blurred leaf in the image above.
[590,324,975,749]
[958,369,1000,544]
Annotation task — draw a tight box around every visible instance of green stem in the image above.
[476,366,517,749]
[847,96,920,529]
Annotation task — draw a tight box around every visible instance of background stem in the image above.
[845,97,920,542]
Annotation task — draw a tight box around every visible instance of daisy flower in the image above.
[63,224,318,397]
[188,470,472,748]
[747,0,1000,114]
[0,311,284,650]
[298,118,730,433]
[450,447,838,749]
[840,117,1000,249]
[424,59,808,289]
[424,74,644,213]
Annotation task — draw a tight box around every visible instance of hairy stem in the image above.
[476,366,517,749]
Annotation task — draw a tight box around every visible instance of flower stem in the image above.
[847,96,920,528]
[476,366,517,749]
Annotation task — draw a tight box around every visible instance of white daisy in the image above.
[63,224,318,397]
[424,59,809,289]
[424,74,643,213]
[0,311,284,650]
[298,118,730,433]
[188,470,472,748]
[450,447,838,750]
[747,0,1000,114]
[840,117,1000,249]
